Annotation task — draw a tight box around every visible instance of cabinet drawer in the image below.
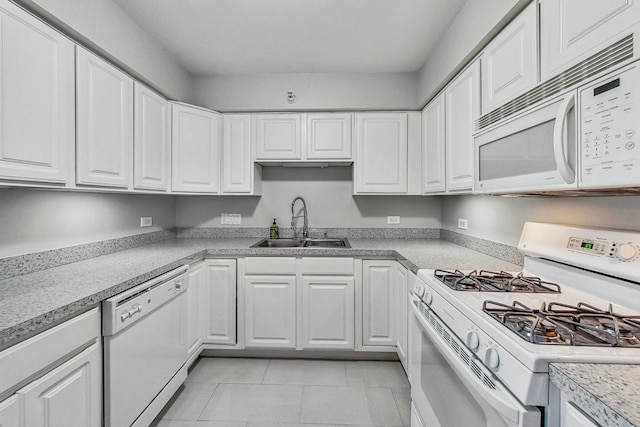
[0,308,100,396]
[299,257,354,275]
[244,257,296,275]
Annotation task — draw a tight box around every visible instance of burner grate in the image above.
[434,269,561,293]
[483,300,640,347]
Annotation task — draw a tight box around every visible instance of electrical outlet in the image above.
[387,216,400,225]
[140,217,153,227]
[458,218,468,230]
[221,213,242,225]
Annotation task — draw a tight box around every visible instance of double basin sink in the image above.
[251,237,351,248]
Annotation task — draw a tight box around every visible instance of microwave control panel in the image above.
[580,65,640,187]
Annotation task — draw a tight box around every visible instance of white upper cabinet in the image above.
[171,103,221,193]
[445,60,480,192]
[540,0,640,81]
[306,113,352,160]
[481,2,538,113]
[133,82,169,191]
[422,94,446,194]
[354,113,408,194]
[222,114,258,194]
[0,2,74,184]
[76,47,133,188]
[254,114,302,160]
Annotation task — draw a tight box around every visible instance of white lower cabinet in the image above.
[395,264,409,371]
[0,394,20,427]
[19,343,102,427]
[187,261,204,358]
[362,260,397,347]
[301,276,355,350]
[0,308,101,427]
[202,259,237,346]
[560,391,600,427]
[244,275,297,349]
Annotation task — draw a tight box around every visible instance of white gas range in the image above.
[410,222,640,427]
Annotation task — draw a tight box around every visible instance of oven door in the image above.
[474,91,577,194]
[410,297,540,427]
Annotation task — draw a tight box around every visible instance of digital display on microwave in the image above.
[593,78,620,96]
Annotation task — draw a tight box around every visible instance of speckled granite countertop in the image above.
[0,237,520,349]
[550,363,640,427]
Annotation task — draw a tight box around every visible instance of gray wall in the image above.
[0,189,176,258]
[176,167,441,229]
[442,195,640,247]
[192,73,419,112]
[15,0,193,101]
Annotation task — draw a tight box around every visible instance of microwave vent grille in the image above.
[476,33,634,132]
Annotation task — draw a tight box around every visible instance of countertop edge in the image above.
[550,363,637,427]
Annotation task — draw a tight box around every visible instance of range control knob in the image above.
[423,290,434,306]
[485,347,500,370]
[466,331,480,351]
[614,243,639,262]
[414,283,425,298]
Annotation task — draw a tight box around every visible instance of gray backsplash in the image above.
[1,227,523,280]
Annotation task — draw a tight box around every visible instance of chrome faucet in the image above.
[291,196,309,239]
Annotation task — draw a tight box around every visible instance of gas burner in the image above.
[434,269,561,293]
[483,300,640,347]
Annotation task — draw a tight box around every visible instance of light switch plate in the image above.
[221,213,242,225]
[458,218,468,230]
[140,217,153,227]
[387,216,400,224]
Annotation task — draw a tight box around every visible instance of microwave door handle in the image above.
[552,93,576,183]
[410,299,522,424]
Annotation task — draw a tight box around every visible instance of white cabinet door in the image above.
[362,260,397,347]
[254,114,302,160]
[133,82,169,191]
[0,395,20,427]
[19,342,101,427]
[540,0,640,81]
[445,60,480,192]
[0,2,74,184]
[481,2,538,113]
[422,94,446,193]
[76,47,133,188]
[306,113,353,160]
[244,275,297,349]
[560,393,600,427]
[395,264,408,371]
[187,262,203,358]
[203,259,237,346]
[222,114,253,193]
[301,276,355,350]
[171,103,221,193]
[354,113,408,193]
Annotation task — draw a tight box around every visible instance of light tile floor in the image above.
[152,358,411,427]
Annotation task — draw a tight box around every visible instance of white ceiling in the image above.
[111,0,466,76]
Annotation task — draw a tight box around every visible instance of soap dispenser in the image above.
[269,219,279,239]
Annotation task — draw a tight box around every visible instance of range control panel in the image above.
[580,64,640,188]
[568,236,639,262]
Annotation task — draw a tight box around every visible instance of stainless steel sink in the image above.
[251,238,351,248]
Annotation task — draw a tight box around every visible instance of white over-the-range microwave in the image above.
[474,61,640,194]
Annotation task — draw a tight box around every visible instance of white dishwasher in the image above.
[103,265,189,427]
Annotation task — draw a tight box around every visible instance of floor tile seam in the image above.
[389,387,408,427]
[196,382,221,421]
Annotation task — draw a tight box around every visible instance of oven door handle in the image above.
[552,92,575,184]
[410,298,523,424]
